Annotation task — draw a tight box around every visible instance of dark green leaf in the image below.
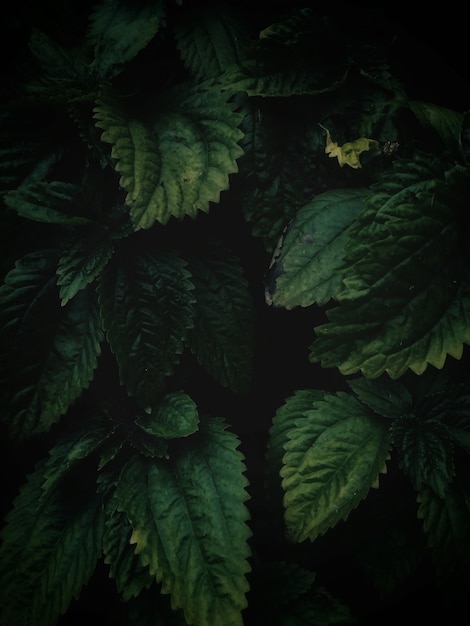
[116,417,252,626]
[0,251,103,440]
[136,391,199,439]
[98,248,196,409]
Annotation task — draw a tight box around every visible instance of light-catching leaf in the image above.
[0,459,104,626]
[282,391,390,542]
[310,155,470,378]
[115,417,252,626]
[136,391,199,439]
[187,239,255,394]
[94,85,244,229]
[0,251,103,440]
[266,189,371,308]
[97,248,196,409]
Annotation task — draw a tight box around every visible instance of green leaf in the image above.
[391,414,454,497]
[98,466,154,601]
[57,226,114,305]
[175,4,249,81]
[136,391,199,439]
[0,251,103,440]
[187,238,255,394]
[87,0,165,78]
[42,411,117,497]
[0,459,104,626]
[97,248,196,409]
[409,101,465,162]
[266,189,370,308]
[266,389,327,481]
[220,9,350,97]
[4,181,95,224]
[282,391,390,542]
[94,85,243,229]
[116,417,252,626]
[310,155,470,378]
[347,376,412,418]
[417,466,470,595]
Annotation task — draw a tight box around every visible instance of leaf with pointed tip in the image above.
[136,391,199,439]
[267,189,370,308]
[187,239,255,394]
[282,391,390,542]
[87,0,165,78]
[57,226,114,305]
[116,417,252,626]
[0,459,104,626]
[310,155,470,378]
[94,86,243,229]
[4,181,95,224]
[97,248,196,409]
[0,251,103,441]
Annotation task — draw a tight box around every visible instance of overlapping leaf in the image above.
[0,250,103,440]
[94,85,244,229]
[310,154,470,378]
[282,391,390,542]
[186,238,255,394]
[115,417,252,626]
[97,248,196,409]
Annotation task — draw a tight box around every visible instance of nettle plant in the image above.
[1,1,469,625]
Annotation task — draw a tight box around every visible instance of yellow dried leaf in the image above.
[320,124,380,169]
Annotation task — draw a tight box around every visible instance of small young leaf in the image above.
[136,391,199,439]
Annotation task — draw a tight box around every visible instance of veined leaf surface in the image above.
[282,391,390,542]
[97,248,196,409]
[94,86,243,229]
[310,156,470,378]
[116,417,252,626]
[187,239,255,394]
[267,189,370,308]
[0,251,103,440]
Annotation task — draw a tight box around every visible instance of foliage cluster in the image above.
[0,1,469,625]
